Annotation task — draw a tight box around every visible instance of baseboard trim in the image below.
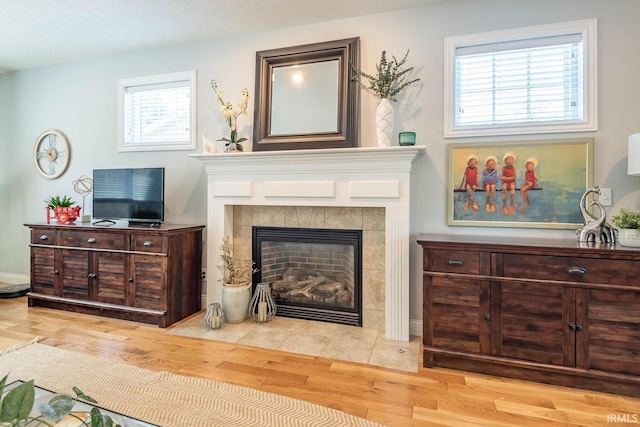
[409,318,422,338]
[0,273,29,285]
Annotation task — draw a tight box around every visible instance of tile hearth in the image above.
[168,313,420,373]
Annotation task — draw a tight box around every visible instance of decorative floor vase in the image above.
[221,282,251,323]
[375,98,394,147]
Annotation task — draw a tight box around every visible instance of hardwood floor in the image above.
[1,295,638,426]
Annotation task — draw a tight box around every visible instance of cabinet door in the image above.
[578,289,640,376]
[60,249,90,300]
[129,254,167,310]
[31,247,56,295]
[492,281,575,366]
[92,252,128,305]
[425,276,491,353]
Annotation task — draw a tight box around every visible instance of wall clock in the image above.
[33,129,71,179]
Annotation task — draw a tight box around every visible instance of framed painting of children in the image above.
[448,138,594,229]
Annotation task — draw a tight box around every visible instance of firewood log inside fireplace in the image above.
[272,268,353,306]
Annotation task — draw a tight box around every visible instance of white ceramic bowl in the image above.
[617,228,640,247]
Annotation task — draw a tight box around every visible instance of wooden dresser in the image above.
[25,222,205,327]
[417,234,640,396]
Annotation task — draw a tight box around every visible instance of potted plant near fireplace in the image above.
[217,236,257,323]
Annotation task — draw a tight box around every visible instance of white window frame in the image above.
[444,19,597,138]
[117,70,197,152]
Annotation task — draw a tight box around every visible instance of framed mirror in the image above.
[253,37,360,151]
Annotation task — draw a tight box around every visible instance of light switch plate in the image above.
[600,188,612,206]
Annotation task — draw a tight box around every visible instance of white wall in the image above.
[2,0,640,325]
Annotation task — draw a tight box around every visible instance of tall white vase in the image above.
[375,98,394,147]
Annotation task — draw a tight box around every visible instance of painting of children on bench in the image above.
[448,138,593,229]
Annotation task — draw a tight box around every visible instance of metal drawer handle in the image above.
[39,235,48,241]
[566,266,587,275]
[87,237,97,244]
[88,273,96,279]
[447,259,465,266]
[569,322,584,331]
[143,241,153,247]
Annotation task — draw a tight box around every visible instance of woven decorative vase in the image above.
[375,98,394,147]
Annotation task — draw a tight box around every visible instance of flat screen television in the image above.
[92,167,165,225]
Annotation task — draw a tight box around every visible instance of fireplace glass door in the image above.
[252,226,362,326]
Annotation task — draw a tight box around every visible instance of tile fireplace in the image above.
[192,145,424,341]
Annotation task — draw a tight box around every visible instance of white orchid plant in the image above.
[211,80,250,150]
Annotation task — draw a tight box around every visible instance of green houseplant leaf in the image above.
[0,374,121,426]
[44,195,75,209]
[72,386,98,404]
[90,406,116,427]
[0,374,7,420]
[0,379,35,423]
[38,394,75,422]
[611,208,640,232]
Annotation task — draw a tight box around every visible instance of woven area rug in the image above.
[0,338,384,427]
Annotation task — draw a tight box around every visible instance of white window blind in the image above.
[444,19,597,137]
[456,35,582,126]
[117,71,196,151]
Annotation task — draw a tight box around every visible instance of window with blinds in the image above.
[117,71,196,151]
[444,19,596,137]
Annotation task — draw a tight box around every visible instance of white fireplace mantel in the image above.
[191,145,425,341]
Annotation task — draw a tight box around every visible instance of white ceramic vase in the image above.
[375,98,394,147]
[221,282,252,323]
[617,228,640,247]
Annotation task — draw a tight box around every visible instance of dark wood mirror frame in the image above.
[252,37,360,151]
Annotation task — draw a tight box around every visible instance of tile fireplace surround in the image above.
[191,146,425,342]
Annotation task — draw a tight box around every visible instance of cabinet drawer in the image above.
[430,249,481,274]
[31,230,57,245]
[131,235,167,254]
[502,254,639,286]
[60,231,126,250]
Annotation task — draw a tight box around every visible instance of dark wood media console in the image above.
[25,222,205,327]
[417,234,640,397]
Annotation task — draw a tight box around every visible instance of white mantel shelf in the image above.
[191,145,425,341]
[191,145,425,172]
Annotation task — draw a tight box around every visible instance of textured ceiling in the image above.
[0,0,447,72]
